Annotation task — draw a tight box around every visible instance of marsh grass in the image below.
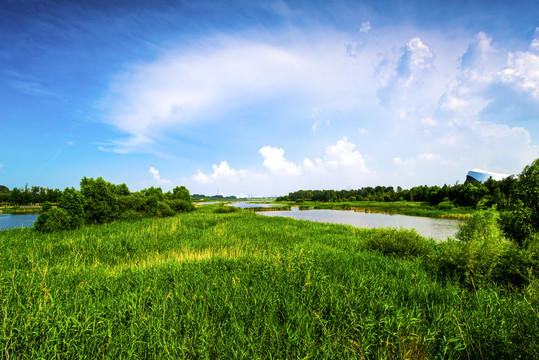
[1,207,538,358]
[288,201,473,220]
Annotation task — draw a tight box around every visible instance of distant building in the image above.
[466,169,509,183]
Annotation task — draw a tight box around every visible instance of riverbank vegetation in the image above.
[33,177,195,233]
[1,205,538,358]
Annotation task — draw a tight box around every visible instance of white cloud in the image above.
[420,117,437,126]
[360,21,371,33]
[101,32,366,154]
[259,146,300,175]
[460,32,494,69]
[393,153,443,177]
[323,137,367,171]
[193,161,248,184]
[376,37,438,116]
[149,167,174,187]
[499,49,539,99]
[531,28,539,52]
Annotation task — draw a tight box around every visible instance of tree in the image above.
[80,177,118,224]
[58,187,85,229]
[502,158,539,243]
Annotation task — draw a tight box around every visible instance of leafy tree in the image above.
[58,187,85,230]
[115,183,131,196]
[501,158,539,244]
[80,177,118,224]
[171,186,191,201]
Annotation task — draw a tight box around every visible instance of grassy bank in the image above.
[1,207,537,358]
[0,205,41,214]
[281,201,474,220]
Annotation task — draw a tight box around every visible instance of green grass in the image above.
[1,207,537,358]
[284,201,474,220]
[0,205,41,214]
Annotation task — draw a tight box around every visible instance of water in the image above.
[0,213,39,230]
[259,207,462,241]
[228,202,280,209]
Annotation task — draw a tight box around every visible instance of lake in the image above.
[258,207,462,240]
[0,213,39,230]
[227,202,280,209]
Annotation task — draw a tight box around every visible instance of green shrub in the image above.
[214,205,239,214]
[168,199,195,213]
[57,187,84,230]
[363,227,435,258]
[34,203,69,233]
[117,209,145,222]
[157,201,175,217]
[435,200,455,210]
[426,208,532,288]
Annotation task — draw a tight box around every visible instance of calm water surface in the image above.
[0,213,39,230]
[259,207,462,241]
[229,202,280,209]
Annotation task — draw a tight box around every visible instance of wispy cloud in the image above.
[100,31,368,154]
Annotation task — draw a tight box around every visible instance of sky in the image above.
[1,0,538,197]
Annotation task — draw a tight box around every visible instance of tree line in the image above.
[33,177,195,232]
[277,178,514,208]
[0,184,63,205]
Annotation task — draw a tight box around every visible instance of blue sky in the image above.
[1,0,538,197]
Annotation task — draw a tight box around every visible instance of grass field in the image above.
[1,206,538,358]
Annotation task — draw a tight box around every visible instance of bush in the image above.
[157,201,175,217]
[214,206,239,214]
[435,200,455,210]
[363,227,435,258]
[426,208,531,288]
[117,209,145,222]
[168,199,195,213]
[34,203,69,233]
[58,187,84,230]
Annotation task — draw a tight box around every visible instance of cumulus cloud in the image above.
[259,137,369,178]
[499,47,539,99]
[259,146,300,175]
[323,137,367,171]
[193,161,248,184]
[149,167,174,187]
[398,37,434,82]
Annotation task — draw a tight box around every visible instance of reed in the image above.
[1,207,537,358]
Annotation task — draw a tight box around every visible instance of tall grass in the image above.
[1,207,538,358]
